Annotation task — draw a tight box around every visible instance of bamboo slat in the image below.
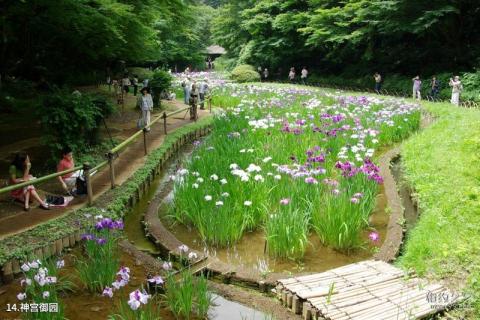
[275,260,458,320]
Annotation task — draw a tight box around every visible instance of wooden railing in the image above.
[0,96,213,205]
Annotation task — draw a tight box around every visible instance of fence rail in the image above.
[0,96,212,206]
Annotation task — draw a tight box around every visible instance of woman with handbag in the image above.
[137,87,154,131]
[9,153,50,211]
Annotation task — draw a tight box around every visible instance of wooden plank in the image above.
[303,302,312,320]
[287,293,293,308]
[292,295,302,314]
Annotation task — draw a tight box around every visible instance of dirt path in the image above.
[0,96,209,240]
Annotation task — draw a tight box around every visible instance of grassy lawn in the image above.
[398,101,480,318]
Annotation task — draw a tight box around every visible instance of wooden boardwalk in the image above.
[275,260,460,320]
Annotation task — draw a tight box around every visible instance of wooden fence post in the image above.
[208,96,212,113]
[83,162,93,205]
[143,128,148,155]
[162,112,167,135]
[107,152,116,189]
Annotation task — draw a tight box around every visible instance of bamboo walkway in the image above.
[275,260,460,320]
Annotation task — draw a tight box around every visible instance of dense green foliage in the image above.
[212,1,480,78]
[230,64,261,83]
[305,72,480,102]
[0,0,212,84]
[39,90,114,158]
[149,70,173,108]
[399,102,480,318]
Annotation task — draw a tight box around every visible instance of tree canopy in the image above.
[0,0,213,83]
[212,0,480,75]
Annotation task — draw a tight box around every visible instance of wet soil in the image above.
[0,247,158,320]
[161,195,387,274]
[390,157,419,231]
[128,142,389,274]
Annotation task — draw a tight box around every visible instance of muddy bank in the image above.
[143,140,412,290]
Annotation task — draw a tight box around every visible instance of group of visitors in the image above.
[8,147,82,211]
[108,74,148,105]
[258,66,309,84]
[374,73,463,105]
[181,77,209,120]
[288,67,309,84]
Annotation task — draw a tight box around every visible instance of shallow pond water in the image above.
[161,186,388,274]
[122,139,389,274]
[209,293,267,320]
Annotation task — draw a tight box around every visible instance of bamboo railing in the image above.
[0,96,213,205]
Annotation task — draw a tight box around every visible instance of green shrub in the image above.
[38,89,114,158]
[127,67,154,81]
[149,70,173,109]
[230,64,260,83]
[461,70,480,101]
[212,56,237,71]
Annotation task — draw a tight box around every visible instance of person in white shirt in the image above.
[121,75,131,95]
[263,68,269,81]
[288,67,296,82]
[137,87,154,131]
[301,67,308,84]
[198,78,209,110]
[449,76,463,106]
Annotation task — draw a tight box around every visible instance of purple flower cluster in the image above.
[95,218,124,231]
[103,266,131,298]
[305,147,325,164]
[335,160,383,184]
[360,159,383,184]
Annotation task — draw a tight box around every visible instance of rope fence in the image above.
[0,95,213,206]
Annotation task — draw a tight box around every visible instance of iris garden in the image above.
[171,78,420,259]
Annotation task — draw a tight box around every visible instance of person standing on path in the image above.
[132,75,139,96]
[121,74,131,95]
[449,76,463,106]
[189,82,199,120]
[288,67,296,83]
[301,67,308,85]
[137,87,154,131]
[412,76,422,100]
[263,68,269,81]
[199,77,209,110]
[430,76,440,100]
[374,72,382,93]
[182,77,191,105]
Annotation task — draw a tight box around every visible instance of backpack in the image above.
[76,175,88,195]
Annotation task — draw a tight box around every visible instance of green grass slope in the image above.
[398,101,480,318]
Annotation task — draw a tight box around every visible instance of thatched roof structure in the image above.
[206,45,226,55]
